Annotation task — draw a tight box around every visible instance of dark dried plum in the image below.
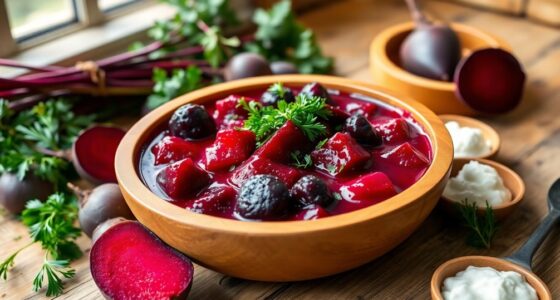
[344,115,382,147]
[169,104,216,140]
[236,175,290,219]
[261,83,296,106]
[290,175,332,208]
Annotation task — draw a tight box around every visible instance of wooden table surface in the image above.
[2,0,560,298]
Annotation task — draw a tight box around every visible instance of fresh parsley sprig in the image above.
[0,193,81,297]
[457,200,498,249]
[239,92,331,145]
[291,151,313,169]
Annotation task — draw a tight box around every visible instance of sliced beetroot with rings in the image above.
[73,126,126,184]
[91,219,194,300]
[454,48,526,114]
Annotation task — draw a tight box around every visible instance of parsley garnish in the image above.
[291,151,313,169]
[0,193,81,296]
[457,200,498,249]
[239,92,331,145]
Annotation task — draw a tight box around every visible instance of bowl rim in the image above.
[115,74,453,235]
[441,157,525,211]
[370,22,506,92]
[438,114,501,159]
[431,255,552,299]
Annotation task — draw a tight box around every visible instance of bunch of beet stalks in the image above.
[0,35,252,112]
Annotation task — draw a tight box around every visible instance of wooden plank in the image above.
[2,0,560,299]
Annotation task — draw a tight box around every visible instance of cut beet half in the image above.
[91,219,194,300]
[73,126,126,184]
[454,48,526,114]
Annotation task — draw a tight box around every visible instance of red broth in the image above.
[139,86,432,221]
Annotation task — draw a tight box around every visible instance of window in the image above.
[0,0,150,57]
[6,0,78,41]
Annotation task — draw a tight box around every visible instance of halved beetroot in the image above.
[455,48,526,114]
[292,204,330,220]
[152,136,206,165]
[339,172,397,202]
[91,219,193,300]
[73,126,126,184]
[205,129,256,171]
[380,142,430,168]
[231,156,302,187]
[311,132,370,176]
[370,118,410,144]
[157,158,210,199]
[256,121,311,162]
[185,184,236,216]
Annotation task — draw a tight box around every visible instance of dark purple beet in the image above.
[399,0,461,81]
[72,126,126,185]
[70,183,135,238]
[224,52,272,81]
[270,61,299,75]
[0,173,53,214]
[454,48,526,114]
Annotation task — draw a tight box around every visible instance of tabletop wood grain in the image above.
[2,0,560,298]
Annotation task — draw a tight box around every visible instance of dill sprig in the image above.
[457,200,498,249]
[239,91,331,145]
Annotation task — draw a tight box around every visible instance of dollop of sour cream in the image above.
[445,121,491,158]
[442,266,538,300]
[443,160,512,206]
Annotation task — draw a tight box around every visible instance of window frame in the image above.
[0,0,154,57]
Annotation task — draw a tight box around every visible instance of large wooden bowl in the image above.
[115,75,453,281]
[370,22,510,116]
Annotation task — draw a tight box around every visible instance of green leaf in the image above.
[146,66,204,111]
[33,258,75,297]
[240,86,331,145]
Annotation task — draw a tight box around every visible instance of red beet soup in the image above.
[139,82,432,221]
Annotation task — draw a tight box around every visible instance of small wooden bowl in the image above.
[370,22,511,116]
[439,114,500,159]
[440,158,525,221]
[115,75,454,281]
[431,256,551,300]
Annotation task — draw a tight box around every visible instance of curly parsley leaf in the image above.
[240,88,331,145]
[146,66,204,111]
[291,151,313,169]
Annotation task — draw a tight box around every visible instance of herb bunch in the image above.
[239,92,331,146]
[0,193,81,296]
[0,99,94,186]
[457,200,498,249]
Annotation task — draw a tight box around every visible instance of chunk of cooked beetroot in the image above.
[214,95,255,120]
[345,101,377,118]
[292,204,330,220]
[370,118,410,144]
[91,219,193,300]
[256,121,311,162]
[339,172,397,202]
[186,184,236,216]
[152,136,206,165]
[311,132,371,176]
[157,158,209,199]
[231,156,302,187]
[381,142,430,168]
[205,129,256,171]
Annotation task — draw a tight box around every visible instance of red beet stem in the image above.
[0,59,62,72]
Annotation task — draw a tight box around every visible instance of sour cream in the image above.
[443,160,512,206]
[442,266,538,300]
[445,121,491,158]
